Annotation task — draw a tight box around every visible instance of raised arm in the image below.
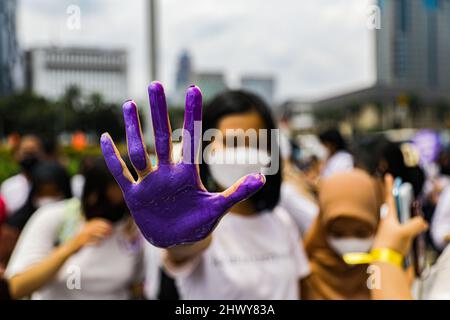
[101,83,265,252]
[370,175,428,300]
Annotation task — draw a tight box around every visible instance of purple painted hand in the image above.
[100,82,265,248]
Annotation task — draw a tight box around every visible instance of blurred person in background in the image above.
[430,186,450,252]
[435,147,450,191]
[421,235,450,299]
[422,147,450,215]
[319,128,354,178]
[0,162,72,267]
[302,169,382,299]
[376,140,425,198]
[40,135,60,162]
[162,90,310,299]
[426,147,450,252]
[0,218,111,300]
[0,135,45,216]
[279,133,319,237]
[5,159,145,299]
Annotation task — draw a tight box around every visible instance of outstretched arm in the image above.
[101,83,265,250]
[370,175,428,300]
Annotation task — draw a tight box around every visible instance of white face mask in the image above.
[206,146,271,189]
[327,236,374,256]
[34,197,61,208]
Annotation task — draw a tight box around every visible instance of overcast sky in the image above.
[17,0,376,103]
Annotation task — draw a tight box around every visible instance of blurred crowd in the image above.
[0,89,449,300]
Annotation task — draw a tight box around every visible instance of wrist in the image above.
[343,247,404,268]
[64,236,84,254]
[370,248,403,267]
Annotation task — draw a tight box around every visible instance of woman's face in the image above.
[327,217,375,239]
[207,111,270,190]
[326,216,376,256]
[84,182,127,223]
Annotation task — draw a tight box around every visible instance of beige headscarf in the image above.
[302,169,383,300]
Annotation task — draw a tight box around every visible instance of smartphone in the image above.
[392,177,425,275]
[411,200,427,276]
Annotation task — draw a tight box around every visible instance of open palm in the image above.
[101,82,265,248]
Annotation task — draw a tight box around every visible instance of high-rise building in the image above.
[376,0,450,91]
[241,75,275,105]
[173,51,193,105]
[175,51,193,91]
[25,47,128,103]
[194,72,227,102]
[0,0,18,96]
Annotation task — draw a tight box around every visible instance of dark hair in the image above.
[32,161,72,197]
[438,147,450,176]
[353,135,388,175]
[354,137,424,197]
[319,128,348,151]
[39,134,58,158]
[7,161,72,230]
[379,141,424,197]
[81,158,134,222]
[200,90,281,212]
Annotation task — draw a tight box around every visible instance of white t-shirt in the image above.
[6,198,144,300]
[143,242,163,300]
[0,173,31,215]
[321,151,354,178]
[421,245,450,299]
[165,207,310,300]
[431,186,450,251]
[280,182,318,236]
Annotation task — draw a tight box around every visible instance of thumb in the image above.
[402,216,428,238]
[220,173,266,209]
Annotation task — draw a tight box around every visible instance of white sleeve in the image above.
[5,203,66,278]
[431,187,450,251]
[279,183,318,236]
[426,246,450,299]
[143,242,163,299]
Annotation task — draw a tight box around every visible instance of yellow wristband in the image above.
[343,248,403,267]
[371,248,403,267]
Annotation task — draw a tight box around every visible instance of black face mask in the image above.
[19,155,40,173]
[84,203,128,223]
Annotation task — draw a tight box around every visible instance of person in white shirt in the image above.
[319,129,354,178]
[431,185,450,251]
[162,91,310,300]
[5,160,145,300]
[165,206,309,300]
[1,218,112,300]
[1,135,45,215]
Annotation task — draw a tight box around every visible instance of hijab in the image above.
[302,169,382,300]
